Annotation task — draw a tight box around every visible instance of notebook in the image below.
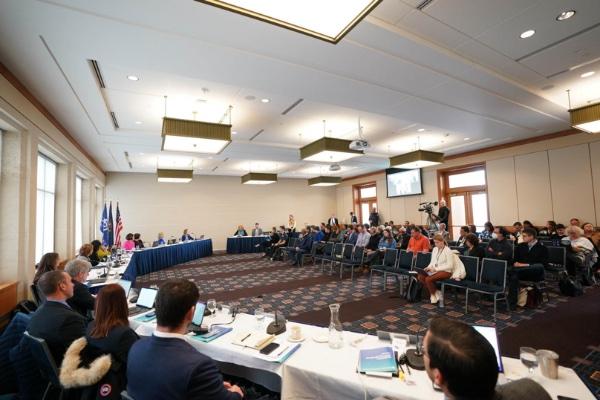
[232,331,275,350]
[358,346,397,374]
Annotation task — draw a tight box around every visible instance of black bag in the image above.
[525,286,543,308]
[558,271,583,297]
[405,276,423,303]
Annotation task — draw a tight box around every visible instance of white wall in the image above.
[105,173,337,250]
[337,132,600,227]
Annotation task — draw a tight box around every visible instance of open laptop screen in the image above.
[117,279,132,296]
[136,288,157,309]
[473,325,504,372]
[192,302,206,326]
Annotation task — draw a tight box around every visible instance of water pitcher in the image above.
[328,303,343,349]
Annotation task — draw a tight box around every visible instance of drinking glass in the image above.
[520,347,538,374]
[254,307,265,330]
[207,299,217,316]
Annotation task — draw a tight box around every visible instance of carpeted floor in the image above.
[135,252,600,398]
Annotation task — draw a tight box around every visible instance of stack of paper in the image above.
[191,326,232,343]
[231,331,275,350]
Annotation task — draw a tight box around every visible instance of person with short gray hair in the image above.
[65,258,95,317]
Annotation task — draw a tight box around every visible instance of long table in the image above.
[122,239,213,284]
[226,236,268,254]
[129,311,594,400]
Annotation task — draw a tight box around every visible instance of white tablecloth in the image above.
[129,312,595,400]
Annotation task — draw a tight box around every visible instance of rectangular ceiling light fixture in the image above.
[300,137,363,163]
[241,172,277,185]
[389,150,444,169]
[308,176,342,187]
[196,0,382,44]
[161,117,231,154]
[570,102,600,133]
[157,168,193,183]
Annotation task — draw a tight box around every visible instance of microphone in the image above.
[266,310,286,335]
[405,328,425,370]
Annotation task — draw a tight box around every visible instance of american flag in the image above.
[114,202,123,248]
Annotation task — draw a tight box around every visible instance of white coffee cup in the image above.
[291,325,302,340]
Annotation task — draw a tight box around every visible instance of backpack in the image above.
[405,276,423,303]
[558,271,583,297]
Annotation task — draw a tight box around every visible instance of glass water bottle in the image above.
[328,303,344,349]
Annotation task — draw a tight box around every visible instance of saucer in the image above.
[288,335,306,343]
[312,334,329,343]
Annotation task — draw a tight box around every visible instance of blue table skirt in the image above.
[123,239,213,284]
[226,236,269,254]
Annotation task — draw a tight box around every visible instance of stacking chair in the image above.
[369,249,398,290]
[23,331,64,400]
[546,246,566,280]
[340,246,365,280]
[299,242,318,267]
[323,243,344,273]
[414,252,432,269]
[384,250,414,295]
[465,258,509,319]
[540,240,554,247]
[440,255,479,307]
[31,284,46,306]
[281,238,298,261]
[314,242,334,269]
[331,244,354,275]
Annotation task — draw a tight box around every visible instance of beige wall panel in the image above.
[486,157,518,225]
[336,185,353,225]
[548,143,596,225]
[106,173,336,250]
[514,151,553,225]
[375,177,390,223]
[590,141,600,226]
[389,196,407,224]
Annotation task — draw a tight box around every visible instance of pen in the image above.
[240,333,251,342]
[277,345,290,357]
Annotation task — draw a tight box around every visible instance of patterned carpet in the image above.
[573,346,600,398]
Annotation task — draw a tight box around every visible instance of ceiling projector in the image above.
[349,139,370,151]
[329,164,341,172]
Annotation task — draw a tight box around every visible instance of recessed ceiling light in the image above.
[520,29,535,39]
[556,10,576,21]
[135,121,143,125]
[127,75,139,81]
[232,131,238,135]
[261,98,270,103]
[417,128,426,132]
[581,71,595,78]
[464,137,470,141]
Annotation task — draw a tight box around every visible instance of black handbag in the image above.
[558,271,583,297]
[405,276,423,303]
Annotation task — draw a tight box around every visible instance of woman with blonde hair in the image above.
[418,234,465,304]
[288,214,297,232]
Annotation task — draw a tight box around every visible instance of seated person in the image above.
[86,283,139,389]
[122,233,136,250]
[551,223,567,244]
[538,220,557,237]
[508,228,548,309]
[479,222,494,241]
[469,224,478,237]
[394,227,410,250]
[133,233,144,249]
[153,232,166,247]
[262,227,280,257]
[90,240,104,265]
[345,226,358,245]
[423,317,550,400]
[251,223,263,237]
[28,270,86,365]
[463,233,485,260]
[289,229,313,267]
[270,226,289,261]
[65,259,96,318]
[33,252,60,286]
[378,229,397,251]
[181,228,194,241]
[364,227,383,264]
[321,226,331,242]
[77,243,98,266]
[456,226,470,247]
[485,227,513,263]
[418,235,463,304]
[407,225,431,255]
[570,217,581,227]
[233,225,248,237]
[564,225,596,276]
[313,226,325,242]
[127,279,243,399]
[355,225,371,248]
[523,220,538,234]
[512,221,524,243]
[435,223,450,241]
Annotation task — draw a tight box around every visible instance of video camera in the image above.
[418,201,438,214]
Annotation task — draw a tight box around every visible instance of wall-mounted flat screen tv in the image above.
[386,168,423,197]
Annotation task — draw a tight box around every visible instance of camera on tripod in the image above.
[418,201,438,214]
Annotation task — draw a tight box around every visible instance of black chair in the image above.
[414,252,432,269]
[465,258,509,319]
[440,255,479,308]
[23,331,64,400]
[281,238,298,261]
[384,250,414,295]
[31,284,46,306]
[369,249,398,290]
[314,242,334,268]
[546,246,566,279]
[121,392,135,400]
[331,244,354,275]
[299,242,318,267]
[340,246,365,280]
[540,240,554,247]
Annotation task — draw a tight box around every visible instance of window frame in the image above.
[35,153,57,262]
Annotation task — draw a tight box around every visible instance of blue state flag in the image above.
[108,201,114,247]
[100,203,109,246]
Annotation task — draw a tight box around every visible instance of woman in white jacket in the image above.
[418,234,465,304]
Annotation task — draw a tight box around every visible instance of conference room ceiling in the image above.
[0,0,598,178]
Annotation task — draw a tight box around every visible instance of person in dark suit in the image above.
[508,228,548,308]
[181,228,194,241]
[289,228,314,267]
[86,283,139,388]
[485,227,513,263]
[464,234,485,260]
[251,223,263,237]
[65,259,95,318]
[328,214,338,226]
[350,211,358,224]
[233,225,248,237]
[436,200,450,226]
[28,270,86,365]
[127,279,243,400]
[369,208,379,227]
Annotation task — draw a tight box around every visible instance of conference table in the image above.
[226,235,269,254]
[122,239,213,284]
[129,310,594,400]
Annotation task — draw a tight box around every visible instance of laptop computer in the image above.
[117,279,132,297]
[473,325,504,372]
[129,287,158,316]
[188,302,208,334]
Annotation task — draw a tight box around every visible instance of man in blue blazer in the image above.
[127,279,243,400]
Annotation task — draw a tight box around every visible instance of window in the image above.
[75,176,83,250]
[448,170,486,188]
[36,154,57,262]
[353,182,377,225]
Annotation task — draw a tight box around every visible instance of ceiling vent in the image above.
[416,0,435,10]
[89,59,106,88]
[281,98,304,115]
[110,112,119,129]
[249,129,264,141]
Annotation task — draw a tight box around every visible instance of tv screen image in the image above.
[386,168,423,197]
